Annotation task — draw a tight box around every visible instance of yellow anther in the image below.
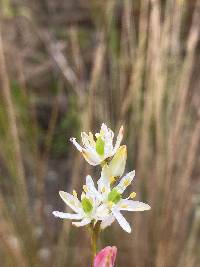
[101,187,106,193]
[129,192,136,199]
[73,190,77,197]
[109,176,116,184]
[121,204,128,209]
[123,179,131,187]
[83,185,88,193]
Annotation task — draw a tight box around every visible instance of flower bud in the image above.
[107,145,127,178]
[94,246,117,267]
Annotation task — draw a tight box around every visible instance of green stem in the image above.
[91,228,97,261]
[90,221,100,267]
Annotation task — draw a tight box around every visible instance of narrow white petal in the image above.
[70,137,83,152]
[115,170,135,194]
[101,123,114,140]
[86,175,96,192]
[72,218,91,227]
[112,209,131,233]
[86,175,101,200]
[102,124,114,157]
[111,125,124,155]
[59,191,81,213]
[52,211,83,220]
[101,123,108,132]
[118,200,151,211]
[82,150,101,165]
[88,132,96,146]
[97,165,111,194]
[81,132,92,148]
[100,214,115,229]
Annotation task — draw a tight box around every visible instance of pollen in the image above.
[101,187,106,193]
[129,192,136,199]
[109,176,116,184]
[72,190,77,197]
[83,185,88,193]
[121,204,128,209]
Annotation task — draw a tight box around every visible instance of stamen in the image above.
[101,187,106,193]
[109,176,116,184]
[73,190,77,198]
[89,132,95,146]
[83,185,88,193]
[129,192,136,199]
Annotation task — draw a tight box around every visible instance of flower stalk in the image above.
[90,221,101,266]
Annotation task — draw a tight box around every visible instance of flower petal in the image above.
[59,191,81,213]
[82,150,101,166]
[102,124,114,158]
[52,211,83,220]
[112,209,131,233]
[70,137,83,152]
[98,165,111,195]
[86,175,102,200]
[107,145,127,178]
[88,132,96,146]
[81,132,93,149]
[94,246,117,267]
[72,218,91,227]
[115,170,135,194]
[112,125,124,155]
[95,204,110,220]
[100,214,115,229]
[70,136,101,165]
[118,200,151,211]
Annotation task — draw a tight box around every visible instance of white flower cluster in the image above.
[53,124,150,233]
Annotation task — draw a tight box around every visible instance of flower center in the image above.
[95,136,105,156]
[81,198,93,213]
[108,189,121,204]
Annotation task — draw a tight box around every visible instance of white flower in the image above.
[70,123,124,166]
[97,167,151,233]
[53,175,109,227]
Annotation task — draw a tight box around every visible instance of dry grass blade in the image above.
[0,27,28,209]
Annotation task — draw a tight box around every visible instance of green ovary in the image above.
[108,189,121,204]
[95,136,105,156]
[81,198,93,213]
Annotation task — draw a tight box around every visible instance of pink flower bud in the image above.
[94,246,117,267]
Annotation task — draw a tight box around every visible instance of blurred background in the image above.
[0,0,200,266]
